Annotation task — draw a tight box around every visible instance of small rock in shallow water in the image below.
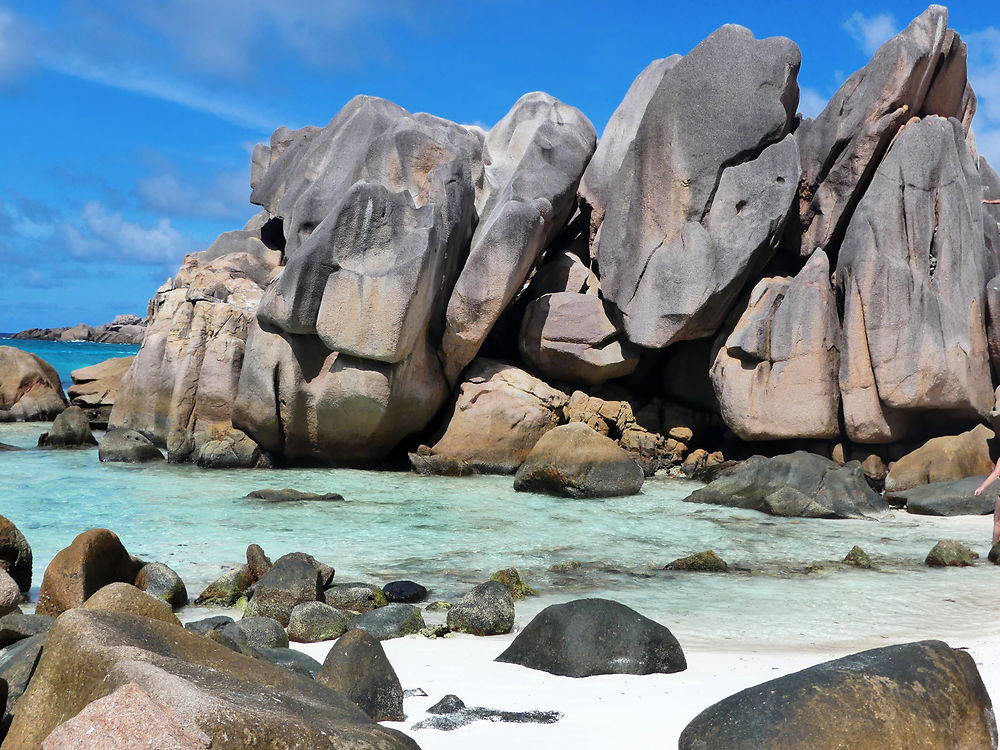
[665,551,728,572]
[989,543,1000,564]
[245,488,345,502]
[447,581,513,636]
[926,540,978,567]
[424,601,451,611]
[97,427,164,463]
[488,567,536,599]
[844,546,873,568]
[195,565,252,606]
[548,561,582,573]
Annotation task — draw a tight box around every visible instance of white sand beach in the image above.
[290,627,1000,749]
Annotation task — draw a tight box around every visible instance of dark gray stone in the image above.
[183,615,234,636]
[0,632,44,735]
[0,612,52,648]
[97,427,164,463]
[496,598,686,677]
[245,488,344,503]
[382,580,427,604]
[273,552,335,588]
[347,603,425,641]
[233,616,289,649]
[37,406,96,448]
[316,629,403,722]
[683,451,888,519]
[244,556,322,626]
[447,581,513,636]
[678,641,995,750]
[887,477,997,516]
[324,583,386,614]
[256,646,322,679]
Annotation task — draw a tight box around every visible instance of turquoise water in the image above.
[0,339,140,389]
[1,342,998,650]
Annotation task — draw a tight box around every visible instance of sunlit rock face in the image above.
[592,25,801,349]
[234,94,595,465]
[836,116,993,443]
[788,5,975,259]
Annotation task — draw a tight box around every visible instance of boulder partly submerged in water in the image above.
[97,428,164,463]
[678,640,996,750]
[513,422,644,498]
[37,405,97,448]
[495,598,686,677]
[683,451,887,519]
[886,476,998,516]
[0,346,67,422]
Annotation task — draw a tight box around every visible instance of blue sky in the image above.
[1,1,998,331]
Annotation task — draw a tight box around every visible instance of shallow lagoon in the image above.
[2,418,996,652]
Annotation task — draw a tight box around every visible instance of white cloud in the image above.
[844,12,899,56]
[0,8,34,87]
[62,201,199,264]
[798,87,828,119]
[136,168,251,222]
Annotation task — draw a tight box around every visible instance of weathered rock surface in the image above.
[0,612,52,648]
[513,422,644,498]
[231,616,289,649]
[488,568,536,600]
[0,568,19,617]
[578,56,680,234]
[5,608,418,749]
[316,629,404,722]
[447,581,514,636]
[683,452,888,518]
[195,566,251,607]
[382,580,427,604]
[417,359,568,474]
[789,6,973,257]
[926,539,978,567]
[80,583,180,626]
[244,555,322,626]
[0,516,32,593]
[110,222,280,466]
[66,356,134,425]
[40,682,212,750]
[665,551,728,572]
[594,26,800,348]
[711,250,841,440]
[884,425,995,492]
[347,603,425,641]
[97,428,164,463]
[520,292,639,386]
[0,346,66,422]
[441,92,597,382]
[496,598,686,677]
[134,562,188,609]
[324,583,386,614]
[37,406,96,448]
[287,601,351,643]
[887,476,998,516]
[837,116,993,443]
[0,632,45,735]
[36,529,134,616]
[678,640,995,750]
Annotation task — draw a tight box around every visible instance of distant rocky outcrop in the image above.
[104,6,1000,471]
[9,314,147,345]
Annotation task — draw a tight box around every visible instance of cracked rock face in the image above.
[789,5,973,259]
[711,250,841,440]
[836,116,994,443]
[594,25,801,349]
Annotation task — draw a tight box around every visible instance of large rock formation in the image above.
[234,93,595,465]
[837,116,993,443]
[788,6,974,258]
[884,424,995,492]
[594,25,800,348]
[110,220,281,466]
[711,250,840,439]
[0,347,66,422]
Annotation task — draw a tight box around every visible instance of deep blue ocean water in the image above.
[1,340,997,649]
